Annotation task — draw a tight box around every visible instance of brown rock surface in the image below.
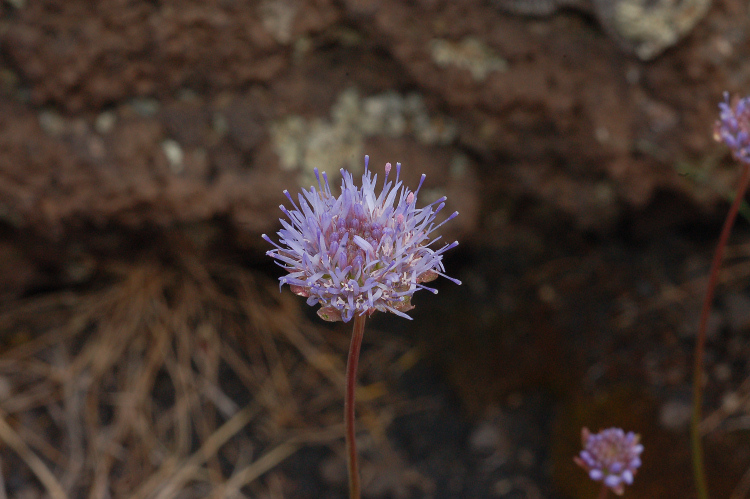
[0,0,745,244]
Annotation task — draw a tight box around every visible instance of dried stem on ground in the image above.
[0,250,412,498]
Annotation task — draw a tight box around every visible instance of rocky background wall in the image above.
[1,0,750,497]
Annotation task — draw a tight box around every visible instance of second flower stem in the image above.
[691,162,750,499]
[346,314,366,499]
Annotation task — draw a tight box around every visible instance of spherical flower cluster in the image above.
[263,156,460,323]
[574,427,643,496]
[714,92,750,164]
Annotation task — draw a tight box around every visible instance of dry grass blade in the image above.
[218,423,345,498]
[239,277,345,389]
[0,410,67,499]
[732,463,750,499]
[0,250,412,497]
[219,441,301,497]
[135,404,258,499]
[0,454,7,499]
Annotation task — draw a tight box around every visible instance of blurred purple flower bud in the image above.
[715,92,750,164]
[574,427,643,496]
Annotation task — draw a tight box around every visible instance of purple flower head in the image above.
[262,155,461,323]
[715,92,750,164]
[573,427,643,496]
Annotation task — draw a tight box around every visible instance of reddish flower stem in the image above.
[691,162,750,499]
[345,314,366,499]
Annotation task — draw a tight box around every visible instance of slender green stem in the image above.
[345,314,366,499]
[691,162,750,499]
[597,483,608,499]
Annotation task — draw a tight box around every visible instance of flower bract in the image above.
[574,427,643,496]
[263,156,460,322]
